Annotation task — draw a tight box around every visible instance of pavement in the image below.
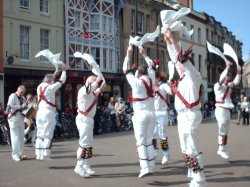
[0,117,250,187]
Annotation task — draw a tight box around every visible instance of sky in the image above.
[192,0,250,61]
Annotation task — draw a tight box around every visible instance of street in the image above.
[0,117,250,187]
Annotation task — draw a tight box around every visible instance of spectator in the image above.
[115,97,126,130]
[0,102,5,118]
[241,96,249,125]
[108,97,117,132]
[236,93,245,125]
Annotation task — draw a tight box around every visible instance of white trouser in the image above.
[154,110,169,139]
[177,110,202,156]
[76,114,94,162]
[132,110,156,170]
[177,110,205,184]
[35,108,56,157]
[215,107,230,136]
[8,117,25,157]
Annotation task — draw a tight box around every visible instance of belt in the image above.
[177,108,200,113]
[177,108,189,113]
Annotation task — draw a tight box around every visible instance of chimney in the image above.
[176,0,193,9]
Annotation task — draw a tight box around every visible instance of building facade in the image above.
[3,0,65,109]
[65,0,125,107]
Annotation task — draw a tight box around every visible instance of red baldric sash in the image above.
[155,89,169,106]
[78,93,98,115]
[8,94,23,119]
[216,86,230,104]
[173,75,201,109]
[38,85,57,108]
[129,78,154,102]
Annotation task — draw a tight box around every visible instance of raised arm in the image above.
[139,47,155,85]
[228,65,242,87]
[218,60,231,85]
[123,47,137,87]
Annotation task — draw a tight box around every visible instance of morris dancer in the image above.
[164,30,206,187]
[7,85,28,161]
[35,64,67,160]
[153,71,172,164]
[214,61,241,159]
[73,52,106,177]
[123,46,156,178]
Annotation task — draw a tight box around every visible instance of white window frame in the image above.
[20,25,30,60]
[20,0,29,10]
[40,0,49,14]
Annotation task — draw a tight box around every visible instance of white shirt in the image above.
[124,56,155,111]
[174,62,202,112]
[37,71,66,111]
[214,68,241,109]
[77,81,101,118]
[154,82,172,111]
[241,101,249,112]
[167,43,202,112]
[7,93,26,121]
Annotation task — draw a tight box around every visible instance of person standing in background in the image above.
[241,96,249,125]
[236,93,245,125]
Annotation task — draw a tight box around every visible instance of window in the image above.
[91,47,100,65]
[90,15,100,30]
[20,26,30,60]
[146,15,150,33]
[137,12,144,34]
[75,11,81,28]
[40,29,49,61]
[190,25,194,40]
[211,31,214,42]
[40,29,49,50]
[40,0,49,14]
[198,55,202,73]
[160,50,165,71]
[103,16,107,32]
[147,48,150,57]
[131,10,135,32]
[109,49,113,70]
[103,48,107,69]
[198,28,201,43]
[183,22,186,38]
[108,17,112,32]
[20,0,29,9]
[191,53,195,65]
